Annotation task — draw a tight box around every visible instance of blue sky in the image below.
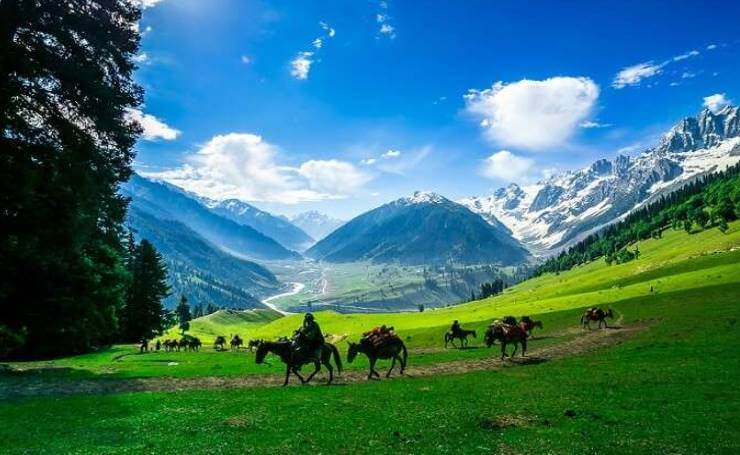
[132,0,740,219]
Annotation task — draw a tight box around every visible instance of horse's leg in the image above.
[368,357,380,379]
[511,342,518,358]
[304,359,320,384]
[323,357,333,385]
[500,342,507,360]
[521,338,527,357]
[386,356,396,378]
[283,364,291,386]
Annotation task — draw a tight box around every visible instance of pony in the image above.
[444,329,477,348]
[484,323,527,360]
[580,308,614,329]
[347,337,408,379]
[230,334,243,351]
[214,336,227,351]
[255,340,342,386]
[518,317,543,337]
[188,337,201,351]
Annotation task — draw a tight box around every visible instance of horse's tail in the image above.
[401,341,408,366]
[329,343,342,374]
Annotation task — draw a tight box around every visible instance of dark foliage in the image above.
[0,0,143,358]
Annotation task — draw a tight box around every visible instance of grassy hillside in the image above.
[1,247,739,452]
[3,221,738,384]
[248,222,740,342]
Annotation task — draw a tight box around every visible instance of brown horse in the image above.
[580,308,614,329]
[255,340,342,386]
[519,318,543,337]
[347,337,408,379]
[484,323,527,360]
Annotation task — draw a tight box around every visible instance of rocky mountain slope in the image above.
[461,106,740,254]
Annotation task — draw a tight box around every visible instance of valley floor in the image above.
[1,224,739,453]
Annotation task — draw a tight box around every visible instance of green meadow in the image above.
[1,223,739,453]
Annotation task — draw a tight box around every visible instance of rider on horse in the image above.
[450,320,462,337]
[292,313,324,358]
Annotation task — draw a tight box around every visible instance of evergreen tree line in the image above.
[0,1,174,359]
[474,278,507,300]
[534,163,740,276]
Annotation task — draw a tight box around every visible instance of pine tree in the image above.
[0,0,143,358]
[119,240,170,342]
[175,295,192,335]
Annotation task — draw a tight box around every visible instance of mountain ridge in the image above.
[306,191,530,265]
[461,106,740,255]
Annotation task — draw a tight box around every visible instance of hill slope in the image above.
[126,207,280,308]
[122,174,300,261]
[306,191,529,265]
[204,199,313,251]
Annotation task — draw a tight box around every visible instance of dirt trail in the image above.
[1,321,640,400]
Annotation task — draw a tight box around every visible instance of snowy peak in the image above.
[289,211,344,241]
[398,190,448,205]
[461,105,740,255]
[658,106,739,154]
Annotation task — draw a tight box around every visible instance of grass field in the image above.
[1,223,739,453]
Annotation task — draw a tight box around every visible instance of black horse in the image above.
[347,337,407,379]
[444,329,477,348]
[255,340,342,386]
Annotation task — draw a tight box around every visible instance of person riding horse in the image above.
[450,320,462,337]
[292,313,325,358]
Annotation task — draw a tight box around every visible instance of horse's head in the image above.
[254,341,269,364]
[347,342,359,363]
[607,308,614,318]
[534,321,543,329]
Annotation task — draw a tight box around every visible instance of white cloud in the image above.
[481,150,535,182]
[320,22,336,38]
[612,61,664,88]
[290,52,313,80]
[133,52,149,64]
[376,2,396,38]
[382,149,401,159]
[379,24,395,36]
[240,55,251,64]
[144,133,370,203]
[580,120,611,128]
[681,72,696,79]
[360,158,377,165]
[135,0,165,8]
[312,38,323,49]
[673,50,700,61]
[703,93,731,113]
[298,160,372,194]
[465,77,599,150]
[706,44,718,50]
[125,108,180,141]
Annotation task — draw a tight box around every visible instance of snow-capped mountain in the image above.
[288,211,344,241]
[306,191,529,265]
[204,198,313,251]
[461,106,740,255]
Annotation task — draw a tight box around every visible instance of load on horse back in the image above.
[255,313,342,386]
[444,320,477,348]
[348,326,407,379]
[485,319,527,359]
[519,316,543,337]
[580,307,614,329]
[230,334,243,351]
